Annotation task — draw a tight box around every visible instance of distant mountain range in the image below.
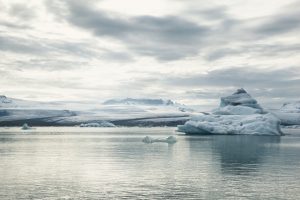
[1,94,300,127]
[0,95,192,127]
[103,98,175,106]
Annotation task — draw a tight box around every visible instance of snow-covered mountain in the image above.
[0,95,192,126]
[0,95,61,109]
[103,98,175,106]
[103,98,193,112]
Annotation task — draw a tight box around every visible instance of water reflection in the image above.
[212,135,281,174]
[184,135,281,175]
[1,128,300,200]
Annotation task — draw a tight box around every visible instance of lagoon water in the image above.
[0,127,300,199]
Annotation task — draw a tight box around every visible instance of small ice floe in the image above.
[142,136,177,144]
[21,123,32,130]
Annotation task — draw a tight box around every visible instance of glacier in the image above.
[178,89,283,135]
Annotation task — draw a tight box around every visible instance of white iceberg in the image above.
[79,121,116,127]
[178,113,282,135]
[280,101,300,113]
[142,136,177,144]
[271,101,300,126]
[177,89,283,135]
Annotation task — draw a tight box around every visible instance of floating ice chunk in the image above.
[79,121,116,127]
[21,123,31,130]
[142,136,177,144]
[142,136,153,143]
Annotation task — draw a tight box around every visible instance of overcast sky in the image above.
[0,0,300,109]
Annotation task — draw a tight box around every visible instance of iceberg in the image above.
[271,101,300,126]
[142,136,177,144]
[178,113,282,135]
[177,89,283,135]
[280,101,300,113]
[79,121,116,127]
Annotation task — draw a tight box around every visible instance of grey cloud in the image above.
[12,59,88,71]
[0,34,133,66]
[9,3,36,20]
[0,21,31,29]
[0,35,87,56]
[0,35,47,54]
[101,51,133,62]
[206,43,300,61]
[257,15,300,36]
[53,0,210,61]
[255,2,300,36]
[59,0,300,61]
[183,6,229,20]
[163,67,300,88]
[121,66,300,106]
[168,67,300,107]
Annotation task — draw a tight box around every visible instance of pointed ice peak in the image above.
[233,88,247,95]
[219,88,263,111]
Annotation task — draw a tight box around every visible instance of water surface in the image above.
[0,127,300,199]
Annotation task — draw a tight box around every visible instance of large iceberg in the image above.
[178,89,283,135]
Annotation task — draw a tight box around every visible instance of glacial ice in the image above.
[213,105,262,115]
[178,113,282,135]
[142,136,177,144]
[21,123,32,130]
[177,89,283,135]
[213,88,264,115]
[79,122,116,127]
[271,101,300,126]
[280,101,300,113]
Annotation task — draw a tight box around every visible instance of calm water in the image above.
[0,127,300,200]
